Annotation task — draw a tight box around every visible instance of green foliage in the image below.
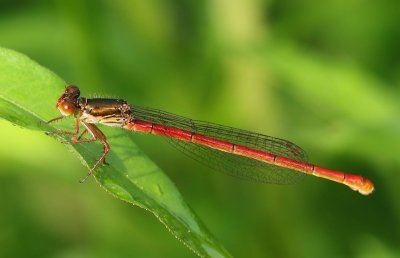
[0,47,231,258]
[1,1,399,258]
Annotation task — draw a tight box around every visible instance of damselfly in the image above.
[47,86,374,195]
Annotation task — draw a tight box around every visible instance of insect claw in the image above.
[45,130,63,136]
[45,131,56,136]
[60,140,71,145]
[79,169,94,183]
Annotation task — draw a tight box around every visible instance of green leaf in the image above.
[0,46,232,258]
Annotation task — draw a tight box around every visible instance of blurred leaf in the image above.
[266,42,398,124]
[0,46,231,258]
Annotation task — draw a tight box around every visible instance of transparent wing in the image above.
[132,105,308,184]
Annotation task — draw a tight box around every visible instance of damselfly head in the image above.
[64,85,80,98]
[56,85,81,116]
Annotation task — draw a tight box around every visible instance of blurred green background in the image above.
[0,1,399,257]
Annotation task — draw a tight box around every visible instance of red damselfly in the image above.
[47,85,374,195]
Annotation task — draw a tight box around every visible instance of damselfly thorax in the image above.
[78,98,132,127]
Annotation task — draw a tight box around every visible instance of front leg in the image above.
[47,115,65,124]
[46,116,80,136]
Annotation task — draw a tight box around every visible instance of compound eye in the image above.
[57,100,76,116]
